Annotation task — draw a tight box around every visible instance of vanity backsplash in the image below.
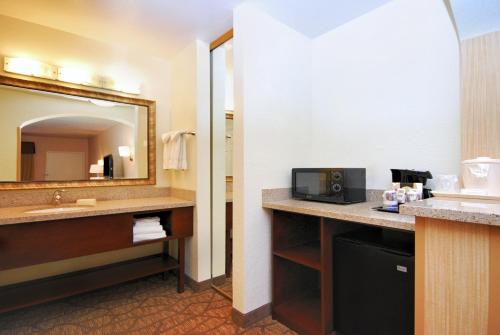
[0,186,171,208]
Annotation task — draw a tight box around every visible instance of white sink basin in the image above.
[25,207,84,214]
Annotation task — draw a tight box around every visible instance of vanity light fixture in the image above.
[58,66,92,85]
[4,57,57,80]
[3,56,141,95]
[118,146,134,161]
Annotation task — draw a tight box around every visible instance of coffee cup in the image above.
[383,190,398,208]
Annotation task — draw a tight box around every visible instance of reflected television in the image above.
[103,154,114,179]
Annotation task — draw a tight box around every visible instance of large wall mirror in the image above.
[0,75,156,189]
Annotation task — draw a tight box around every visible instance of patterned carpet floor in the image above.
[0,275,295,335]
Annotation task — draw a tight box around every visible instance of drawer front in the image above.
[0,214,133,271]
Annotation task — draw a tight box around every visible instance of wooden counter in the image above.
[401,198,500,335]
[266,196,500,335]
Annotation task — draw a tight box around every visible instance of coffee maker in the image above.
[391,169,433,199]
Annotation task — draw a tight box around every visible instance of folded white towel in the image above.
[133,225,164,234]
[134,223,161,231]
[162,131,188,170]
[134,217,161,225]
[133,231,167,243]
[134,216,160,222]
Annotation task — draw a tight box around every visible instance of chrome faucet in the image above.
[52,189,66,206]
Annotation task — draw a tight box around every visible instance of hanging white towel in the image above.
[162,131,188,170]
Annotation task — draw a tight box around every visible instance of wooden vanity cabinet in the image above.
[0,206,193,314]
[0,214,133,271]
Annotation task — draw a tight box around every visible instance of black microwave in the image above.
[292,168,366,204]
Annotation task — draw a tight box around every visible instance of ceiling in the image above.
[449,0,500,39]
[22,116,121,138]
[246,0,392,37]
[3,0,492,58]
[0,0,242,59]
[0,0,394,59]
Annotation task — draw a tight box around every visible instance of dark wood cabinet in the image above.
[0,206,194,314]
[271,210,360,335]
[0,214,133,271]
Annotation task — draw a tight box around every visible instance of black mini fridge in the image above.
[334,228,414,335]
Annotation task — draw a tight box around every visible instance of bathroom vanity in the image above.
[0,197,194,314]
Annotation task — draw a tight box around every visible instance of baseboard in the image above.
[185,274,229,292]
[232,303,271,328]
[211,274,226,286]
[185,275,213,292]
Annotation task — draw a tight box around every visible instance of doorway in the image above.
[46,151,86,181]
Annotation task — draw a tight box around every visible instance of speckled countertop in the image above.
[0,197,195,226]
[262,199,415,231]
[400,197,500,226]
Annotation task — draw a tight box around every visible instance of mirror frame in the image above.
[0,75,156,190]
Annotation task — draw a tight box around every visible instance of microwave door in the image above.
[295,171,331,197]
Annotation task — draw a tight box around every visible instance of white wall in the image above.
[233,3,312,313]
[169,40,211,282]
[310,0,460,189]
[232,0,459,315]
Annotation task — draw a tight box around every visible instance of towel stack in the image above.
[133,217,167,243]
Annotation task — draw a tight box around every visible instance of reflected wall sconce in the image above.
[118,146,134,162]
[3,56,141,95]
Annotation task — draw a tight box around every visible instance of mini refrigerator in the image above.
[334,228,414,335]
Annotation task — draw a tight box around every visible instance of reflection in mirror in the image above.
[0,85,148,183]
[211,39,234,300]
[225,116,233,180]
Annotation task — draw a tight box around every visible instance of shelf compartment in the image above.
[132,235,176,246]
[273,256,321,335]
[272,211,320,254]
[0,255,178,314]
[273,240,321,270]
[273,290,321,335]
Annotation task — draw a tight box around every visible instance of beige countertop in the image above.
[262,198,415,231]
[400,197,500,226]
[0,197,195,226]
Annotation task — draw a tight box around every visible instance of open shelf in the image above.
[0,255,178,314]
[132,235,177,246]
[273,241,321,270]
[273,290,321,335]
